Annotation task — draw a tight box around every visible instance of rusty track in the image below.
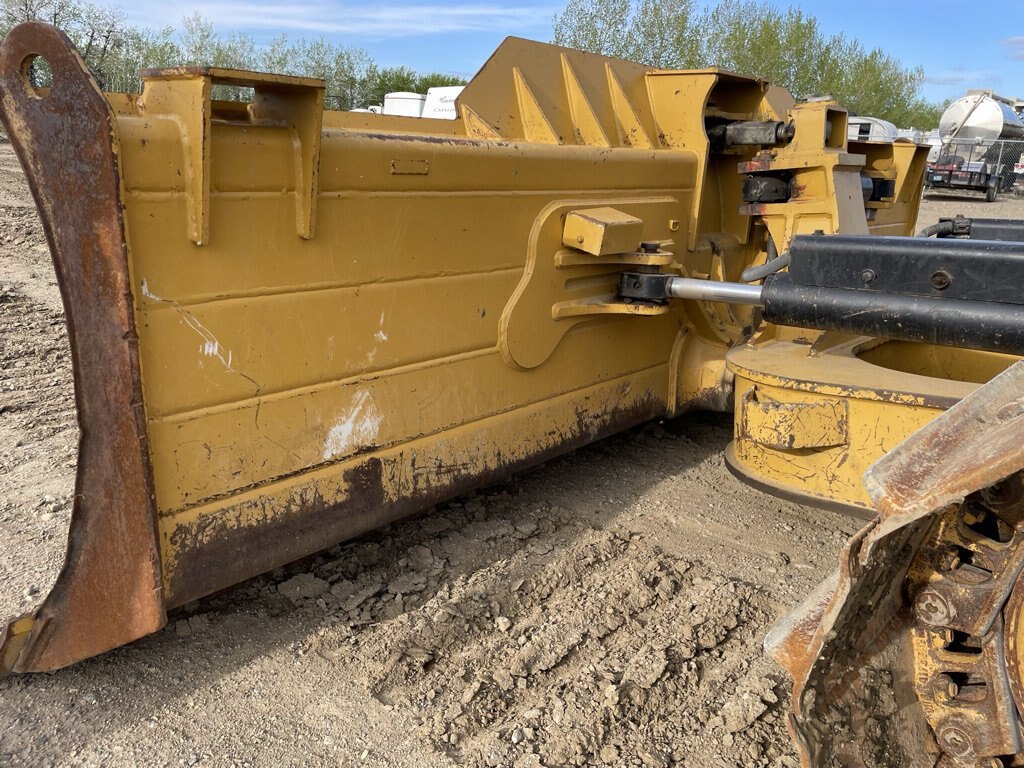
[0,22,164,673]
[908,492,1024,765]
[768,360,1024,767]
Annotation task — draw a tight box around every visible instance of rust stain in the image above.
[0,22,164,674]
[166,397,660,607]
[739,157,774,173]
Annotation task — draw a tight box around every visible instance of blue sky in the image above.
[123,1,1024,104]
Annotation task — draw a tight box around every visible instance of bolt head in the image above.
[916,589,956,626]
[938,726,972,757]
[933,673,958,702]
[938,546,962,572]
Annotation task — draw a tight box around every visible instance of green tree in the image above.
[701,2,830,96]
[330,48,376,110]
[553,0,630,58]
[552,0,944,127]
[1,0,131,89]
[99,24,178,92]
[360,66,468,109]
[825,37,941,128]
[0,3,465,112]
[553,0,701,67]
[414,72,466,92]
[626,0,701,68]
[177,11,214,65]
[362,65,419,106]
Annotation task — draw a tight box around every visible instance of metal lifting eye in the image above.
[19,54,51,99]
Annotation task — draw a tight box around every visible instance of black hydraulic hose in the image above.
[741,237,790,282]
[916,220,955,238]
[917,215,976,239]
[740,250,790,282]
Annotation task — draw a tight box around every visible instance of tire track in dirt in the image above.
[328,524,781,767]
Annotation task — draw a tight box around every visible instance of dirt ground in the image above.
[0,139,1021,768]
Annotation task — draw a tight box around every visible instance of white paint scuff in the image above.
[322,391,382,460]
[140,278,161,301]
[142,277,237,373]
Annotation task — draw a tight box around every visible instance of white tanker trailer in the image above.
[940,93,1024,142]
[927,93,1024,200]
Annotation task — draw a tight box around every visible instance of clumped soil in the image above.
[0,141,1019,767]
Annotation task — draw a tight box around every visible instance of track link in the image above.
[909,474,1024,766]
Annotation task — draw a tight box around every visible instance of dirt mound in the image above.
[274,497,792,766]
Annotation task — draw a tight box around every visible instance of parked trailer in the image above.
[928,93,1024,200]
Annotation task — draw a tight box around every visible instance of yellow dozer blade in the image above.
[0,19,957,669]
[5,23,1024,766]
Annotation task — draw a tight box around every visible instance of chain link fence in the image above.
[925,138,1024,200]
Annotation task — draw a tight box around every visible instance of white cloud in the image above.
[126,1,554,37]
[1003,36,1024,61]
[924,68,1001,87]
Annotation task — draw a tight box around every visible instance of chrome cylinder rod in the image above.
[667,277,764,305]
